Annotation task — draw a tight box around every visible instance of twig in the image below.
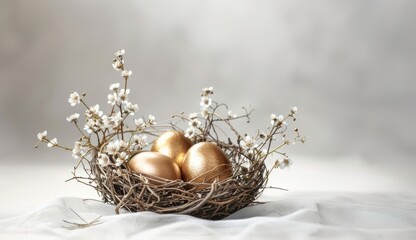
[62,208,102,230]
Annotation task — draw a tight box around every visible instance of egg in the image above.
[151,130,193,168]
[127,152,181,183]
[181,142,232,186]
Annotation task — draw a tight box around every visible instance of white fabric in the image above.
[1,192,415,240]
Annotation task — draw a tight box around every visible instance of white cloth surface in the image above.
[1,192,415,240]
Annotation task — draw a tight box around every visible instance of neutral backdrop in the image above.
[1,0,415,205]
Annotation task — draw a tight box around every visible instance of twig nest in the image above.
[127,152,181,183]
[181,142,232,188]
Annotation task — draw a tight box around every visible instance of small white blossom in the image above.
[101,115,109,128]
[106,141,120,155]
[66,113,80,123]
[68,92,81,107]
[47,138,58,148]
[112,59,123,71]
[97,153,110,166]
[37,131,47,141]
[118,140,128,150]
[125,102,139,115]
[200,96,212,108]
[134,118,146,130]
[184,127,197,141]
[131,134,148,149]
[189,118,201,128]
[240,135,255,149]
[228,110,237,119]
[103,112,122,129]
[106,140,128,155]
[201,86,214,96]
[189,112,198,120]
[111,112,123,127]
[118,89,130,103]
[84,119,98,133]
[201,107,209,119]
[116,152,129,167]
[279,158,292,169]
[291,106,298,114]
[270,114,284,126]
[109,83,120,91]
[85,104,103,119]
[107,93,117,105]
[148,115,156,125]
[121,70,132,78]
[114,49,125,57]
[72,141,83,159]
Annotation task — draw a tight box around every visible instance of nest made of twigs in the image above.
[90,141,268,220]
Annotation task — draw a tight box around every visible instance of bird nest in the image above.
[36,49,304,220]
[91,144,268,220]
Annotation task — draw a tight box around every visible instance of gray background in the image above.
[1,0,415,197]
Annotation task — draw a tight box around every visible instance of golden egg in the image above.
[151,130,193,168]
[127,152,181,183]
[181,142,232,186]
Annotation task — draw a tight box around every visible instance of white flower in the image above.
[103,112,122,128]
[148,115,156,125]
[115,49,125,57]
[189,112,198,120]
[37,131,47,141]
[91,104,103,117]
[112,112,123,125]
[270,114,284,126]
[112,59,123,71]
[107,93,117,105]
[84,119,98,133]
[106,141,120,155]
[106,140,128,156]
[109,83,120,91]
[134,118,146,130]
[131,134,148,149]
[185,127,197,140]
[240,135,255,149]
[201,86,214,96]
[200,96,212,108]
[66,113,80,123]
[201,107,209,119]
[47,138,58,148]
[118,140,128,149]
[125,102,139,115]
[85,104,103,119]
[121,70,132,78]
[68,92,81,107]
[279,158,292,169]
[118,89,130,103]
[72,141,83,159]
[116,152,129,167]
[227,110,237,119]
[189,118,201,128]
[291,106,298,114]
[101,115,109,128]
[97,153,110,167]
